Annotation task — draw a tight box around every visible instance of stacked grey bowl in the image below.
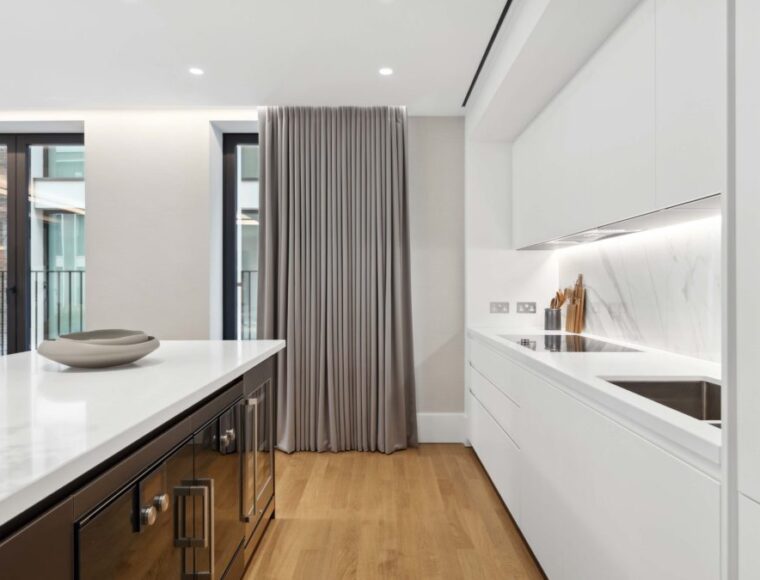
[37,329,160,369]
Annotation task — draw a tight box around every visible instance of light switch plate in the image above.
[489,302,509,314]
[516,302,537,314]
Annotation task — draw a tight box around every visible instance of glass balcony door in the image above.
[223,134,259,340]
[0,134,85,354]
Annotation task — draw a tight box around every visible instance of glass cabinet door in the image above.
[77,440,193,580]
[192,405,245,580]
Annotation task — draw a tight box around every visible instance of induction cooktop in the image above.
[500,334,639,353]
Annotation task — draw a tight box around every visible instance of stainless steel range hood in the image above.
[518,194,721,250]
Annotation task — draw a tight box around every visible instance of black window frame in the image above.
[222,133,259,340]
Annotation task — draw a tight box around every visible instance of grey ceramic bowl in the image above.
[38,335,160,368]
[59,329,149,346]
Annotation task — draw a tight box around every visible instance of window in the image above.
[43,146,85,179]
[223,134,259,340]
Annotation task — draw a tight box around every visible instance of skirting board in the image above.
[417,412,467,443]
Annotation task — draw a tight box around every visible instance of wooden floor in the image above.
[247,444,544,579]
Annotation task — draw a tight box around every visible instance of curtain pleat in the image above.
[257,106,417,453]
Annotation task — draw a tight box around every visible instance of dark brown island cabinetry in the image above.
[0,356,276,580]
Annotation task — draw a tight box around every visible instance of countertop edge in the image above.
[0,341,285,527]
[467,328,721,478]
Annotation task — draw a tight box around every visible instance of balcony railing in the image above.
[0,270,85,354]
[239,270,258,340]
[32,270,86,347]
[0,271,5,355]
[0,268,255,352]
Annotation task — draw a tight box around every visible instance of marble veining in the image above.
[558,217,721,362]
[0,340,285,525]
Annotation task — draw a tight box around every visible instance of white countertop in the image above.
[0,340,285,526]
[468,328,722,475]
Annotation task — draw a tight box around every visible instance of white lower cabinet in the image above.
[470,340,523,405]
[468,340,721,580]
[469,393,521,523]
[739,493,760,579]
[520,371,719,580]
[470,367,520,445]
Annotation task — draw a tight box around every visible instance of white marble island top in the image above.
[0,340,285,526]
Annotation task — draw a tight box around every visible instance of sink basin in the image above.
[603,379,721,427]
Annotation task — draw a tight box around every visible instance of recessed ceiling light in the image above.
[188,67,204,76]
[379,67,393,76]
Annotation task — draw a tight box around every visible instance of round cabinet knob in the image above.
[153,493,170,513]
[220,428,236,447]
[140,505,157,527]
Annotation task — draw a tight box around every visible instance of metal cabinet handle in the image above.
[173,481,210,548]
[239,397,259,523]
[175,478,215,580]
[252,397,260,514]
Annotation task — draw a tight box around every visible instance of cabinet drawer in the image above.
[470,367,520,446]
[470,394,521,523]
[470,340,522,405]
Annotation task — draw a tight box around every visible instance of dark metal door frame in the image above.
[222,133,259,340]
[0,135,19,354]
[0,133,84,353]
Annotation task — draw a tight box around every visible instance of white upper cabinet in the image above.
[655,0,727,208]
[512,0,726,248]
[513,0,656,249]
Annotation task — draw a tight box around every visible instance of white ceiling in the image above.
[0,0,505,115]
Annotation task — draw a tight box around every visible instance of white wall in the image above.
[464,136,557,331]
[85,111,215,339]
[408,117,465,416]
[0,109,257,341]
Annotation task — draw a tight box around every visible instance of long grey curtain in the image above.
[256,106,418,453]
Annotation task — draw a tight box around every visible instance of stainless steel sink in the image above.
[603,379,721,427]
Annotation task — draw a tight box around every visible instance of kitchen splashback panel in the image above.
[557,216,721,362]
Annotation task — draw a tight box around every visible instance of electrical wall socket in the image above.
[516,302,537,314]
[489,302,510,314]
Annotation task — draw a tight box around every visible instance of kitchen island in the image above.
[0,339,284,579]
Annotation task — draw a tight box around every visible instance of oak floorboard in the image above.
[247,444,544,580]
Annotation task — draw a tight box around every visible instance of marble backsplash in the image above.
[557,216,721,362]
